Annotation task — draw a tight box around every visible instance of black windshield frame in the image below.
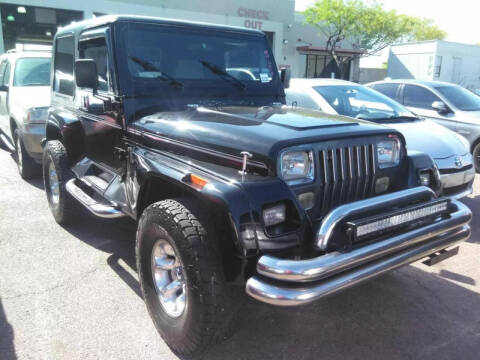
[113,21,283,103]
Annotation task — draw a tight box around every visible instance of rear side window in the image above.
[373,83,400,101]
[2,62,11,86]
[404,85,440,109]
[54,36,75,96]
[0,60,6,85]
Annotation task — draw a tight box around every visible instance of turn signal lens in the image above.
[190,174,208,188]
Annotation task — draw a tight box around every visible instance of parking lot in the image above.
[0,147,480,360]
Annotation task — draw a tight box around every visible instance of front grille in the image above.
[439,164,473,175]
[318,144,376,216]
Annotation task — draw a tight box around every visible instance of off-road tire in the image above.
[43,140,81,224]
[136,198,241,356]
[14,129,40,179]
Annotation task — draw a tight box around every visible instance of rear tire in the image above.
[14,129,39,179]
[136,198,240,356]
[43,140,80,224]
[473,142,480,173]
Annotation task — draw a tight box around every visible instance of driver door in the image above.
[76,29,124,174]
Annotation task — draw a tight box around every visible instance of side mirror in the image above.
[280,67,291,89]
[432,101,449,113]
[75,59,98,92]
[0,84,8,92]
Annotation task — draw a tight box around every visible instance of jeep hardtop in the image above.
[42,15,472,355]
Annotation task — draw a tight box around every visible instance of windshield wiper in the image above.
[375,115,420,122]
[128,56,184,89]
[199,60,246,91]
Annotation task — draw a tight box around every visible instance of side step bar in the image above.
[65,179,126,219]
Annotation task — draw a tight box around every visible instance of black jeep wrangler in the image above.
[43,15,472,355]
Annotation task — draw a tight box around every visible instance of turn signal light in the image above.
[189,174,208,188]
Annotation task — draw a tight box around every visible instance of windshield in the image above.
[13,57,51,86]
[435,85,480,111]
[116,22,280,101]
[314,85,415,121]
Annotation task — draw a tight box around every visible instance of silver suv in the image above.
[368,79,480,173]
[0,50,51,178]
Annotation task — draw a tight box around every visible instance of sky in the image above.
[295,0,480,45]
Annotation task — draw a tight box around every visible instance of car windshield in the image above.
[314,85,415,121]
[434,85,480,111]
[115,22,279,99]
[13,57,51,86]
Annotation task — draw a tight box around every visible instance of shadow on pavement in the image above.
[201,266,480,360]
[0,299,17,360]
[62,214,141,299]
[59,204,480,360]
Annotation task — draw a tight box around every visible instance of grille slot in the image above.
[319,144,376,216]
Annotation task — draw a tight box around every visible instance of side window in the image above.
[2,62,11,86]
[404,85,440,109]
[53,36,75,96]
[0,60,7,86]
[373,83,400,102]
[79,36,109,92]
[286,89,319,110]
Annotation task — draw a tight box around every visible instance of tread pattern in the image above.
[14,129,40,179]
[43,140,81,224]
[136,198,241,356]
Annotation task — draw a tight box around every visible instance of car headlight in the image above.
[377,138,401,168]
[280,150,314,183]
[25,107,48,124]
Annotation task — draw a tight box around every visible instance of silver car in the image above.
[285,78,474,199]
[367,79,480,173]
[0,50,51,179]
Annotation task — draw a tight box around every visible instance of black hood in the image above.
[130,106,402,173]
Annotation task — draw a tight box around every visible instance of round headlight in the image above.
[377,138,401,168]
[280,150,314,183]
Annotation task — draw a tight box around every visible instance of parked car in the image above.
[286,78,474,199]
[367,79,480,172]
[0,50,51,178]
[43,16,471,356]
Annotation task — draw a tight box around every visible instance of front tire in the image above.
[136,199,239,356]
[43,140,80,224]
[473,142,480,173]
[14,129,39,179]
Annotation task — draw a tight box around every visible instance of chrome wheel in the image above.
[48,161,60,206]
[151,239,186,318]
[16,136,23,174]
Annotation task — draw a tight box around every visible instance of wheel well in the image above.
[137,176,194,219]
[9,118,17,139]
[46,123,63,142]
[137,175,240,282]
[471,137,480,154]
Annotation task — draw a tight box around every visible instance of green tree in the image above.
[303,0,446,77]
[407,18,447,41]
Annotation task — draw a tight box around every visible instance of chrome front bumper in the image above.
[246,187,472,306]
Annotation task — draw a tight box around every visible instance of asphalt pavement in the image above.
[1,148,480,360]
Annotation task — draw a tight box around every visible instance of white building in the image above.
[388,40,480,90]
[0,0,362,80]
